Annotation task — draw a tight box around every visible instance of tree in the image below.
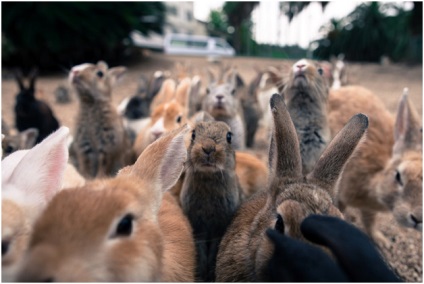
[2,2,165,71]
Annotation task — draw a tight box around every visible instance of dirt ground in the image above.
[1,51,423,281]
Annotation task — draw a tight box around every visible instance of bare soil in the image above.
[1,51,422,281]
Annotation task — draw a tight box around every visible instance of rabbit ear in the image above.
[13,69,25,91]
[206,68,216,85]
[147,71,165,100]
[150,79,176,110]
[2,127,70,212]
[269,93,302,195]
[175,77,191,108]
[300,215,401,282]
[187,75,202,117]
[393,88,422,155]
[128,124,190,194]
[28,68,38,91]
[107,66,127,86]
[307,113,368,201]
[19,128,39,149]
[266,228,348,282]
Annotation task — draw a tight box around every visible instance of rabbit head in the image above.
[377,90,422,230]
[2,127,69,282]
[268,94,368,239]
[69,61,126,102]
[1,128,38,159]
[187,121,235,173]
[202,68,239,118]
[14,69,38,115]
[145,78,190,143]
[284,59,328,104]
[17,125,190,282]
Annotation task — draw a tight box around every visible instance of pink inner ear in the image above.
[4,127,69,207]
[159,133,187,192]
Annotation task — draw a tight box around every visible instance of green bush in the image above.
[2,2,165,71]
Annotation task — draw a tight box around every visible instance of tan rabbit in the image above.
[16,125,195,282]
[281,59,331,175]
[133,77,191,157]
[330,86,422,247]
[180,121,243,281]
[215,94,368,281]
[2,127,70,282]
[235,151,269,197]
[69,61,134,179]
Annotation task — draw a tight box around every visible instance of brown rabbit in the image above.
[215,94,368,281]
[180,121,243,281]
[16,125,195,282]
[2,127,70,282]
[133,78,191,156]
[69,61,134,179]
[330,86,422,247]
[281,59,331,175]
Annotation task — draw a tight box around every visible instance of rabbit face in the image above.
[187,122,235,173]
[203,82,238,118]
[285,59,328,102]
[379,151,423,230]
[18,179,163,282]
[147,100,185,143]
[69,61,126,102]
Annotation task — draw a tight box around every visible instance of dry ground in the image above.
[1,51,422,281]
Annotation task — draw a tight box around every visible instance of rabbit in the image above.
[180,120,243,281]
[281,59,331,175]
[201,67,246,150]
[2,127,70,282]
[16,125,195,282]
[266,214,400,282]
[215,94,368,281]
[68,60,135,179]
[1,127,38,159]
[330,86,422,247]
[54,84,71,104]
[117,71,168,136]
[133,77,191,157]
[329,54,349,89]
[13,68,60,144]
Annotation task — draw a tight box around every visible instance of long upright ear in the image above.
[188,75,202,117]
[224,68,237,88]
[13,69,25,91]
[206,68,216,85]
[150,79,176,111]
[147,71,165,100]
[393,88,422,155]
[307,113,368,201]
[107,66,127,86]
[129,124,190,192]
[19,128,39,149]
[175,77,191,108]
[28,68,38,91]
[269,94,302,197]
[2,127,70,212]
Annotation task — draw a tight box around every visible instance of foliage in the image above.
[2,2,165,71]
[312,2,419,63]
[280,2,329,22]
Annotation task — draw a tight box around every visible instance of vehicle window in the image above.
[170,39,188,47]
[189,40,207,48]
[215,40,229,49]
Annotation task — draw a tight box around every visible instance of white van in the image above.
[163,34,235,57]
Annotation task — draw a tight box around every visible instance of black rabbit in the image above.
[14,69,59,144]
[266,214,401,282]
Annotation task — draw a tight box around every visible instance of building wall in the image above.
[165,2,207,36]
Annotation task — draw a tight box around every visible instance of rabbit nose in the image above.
[152,131,163,140]
[296,64,305,70]
[202,146,215,155]
[216,95,224,100]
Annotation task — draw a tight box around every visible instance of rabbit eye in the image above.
[231,89,236,95]
[5,145,14,154]
[226,132,232,144]
[96,70,104,78]
[206,88,210,95]
[2,240,10,256]
[318,68,323,76]
[395,170,403,186]
[115,214,133,237]
[176,115,182,123]
[275,214,285,233]
[191,130,196,141]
